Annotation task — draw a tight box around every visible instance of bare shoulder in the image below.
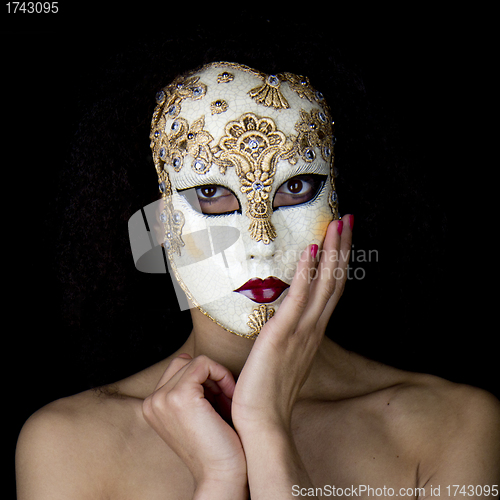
[389,372,500,435]
[386,372,500,484]
[16,386,145,499]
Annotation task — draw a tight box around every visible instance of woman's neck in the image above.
[181,308,359,400]
[182,308,256,379]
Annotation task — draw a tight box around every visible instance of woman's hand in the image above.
[232,216,353,432]
[142,354,248,498]
[231,217,352,498]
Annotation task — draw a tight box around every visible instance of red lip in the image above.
[234,276,290,304]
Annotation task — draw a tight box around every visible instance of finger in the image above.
[316,215,353,330]
[202,380,233,420]
[178,355,236,400]
[154,353,192,391]
[300,219,344,324]
[265,242,317,337]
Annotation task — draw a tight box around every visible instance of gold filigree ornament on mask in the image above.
[247,305,275,339]
[212,113,296,244]
[148,62,339,338]
[248,74,290,110]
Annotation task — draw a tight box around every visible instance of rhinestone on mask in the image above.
[252,181,264,192]
[192,86,204,97]
[164,231,172,249]
[248,139,260,150]
[267,75,279,87]
[304,148,316,161]
[155,91,166,104]
[193,159,207,173]
[172,157,182,170]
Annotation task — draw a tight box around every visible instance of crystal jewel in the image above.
[252,181,264,191]
[268,75,279,86]
[193,159,206,172]
[304,148,315,161]
[155,91,166,104]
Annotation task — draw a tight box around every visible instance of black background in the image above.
[3,6,496,497]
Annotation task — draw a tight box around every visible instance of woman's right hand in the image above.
[142,354,248,499]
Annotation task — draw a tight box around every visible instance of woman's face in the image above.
[151,62,338,337]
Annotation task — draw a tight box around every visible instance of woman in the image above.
[16,54,500,500]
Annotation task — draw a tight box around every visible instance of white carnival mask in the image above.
[149,62,338,338]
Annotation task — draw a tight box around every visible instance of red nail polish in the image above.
[349,214,354,230]
[337,220,343,236]
[310,244,318,259]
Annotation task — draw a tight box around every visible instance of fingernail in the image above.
[337,220,343,236]
[310,244,318,259]
[349,214,354,231]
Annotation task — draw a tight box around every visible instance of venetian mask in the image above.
[149,62,338,338]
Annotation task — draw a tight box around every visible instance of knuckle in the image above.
[288,291,309,311]
[194,354,209,364]
[164,388,185,410]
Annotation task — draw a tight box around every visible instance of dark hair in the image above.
[53,24,446,389]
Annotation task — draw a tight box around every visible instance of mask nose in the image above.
[246,238,276,260]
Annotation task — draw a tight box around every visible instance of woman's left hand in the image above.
[231,216,353,434]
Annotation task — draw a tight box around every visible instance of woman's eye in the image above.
[273,175,326,208]
[183,185,240,215]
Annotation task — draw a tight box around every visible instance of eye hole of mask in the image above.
[273,174,326,209]
[179,185,241,215]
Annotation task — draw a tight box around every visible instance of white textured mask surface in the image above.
[150,62,338,338]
